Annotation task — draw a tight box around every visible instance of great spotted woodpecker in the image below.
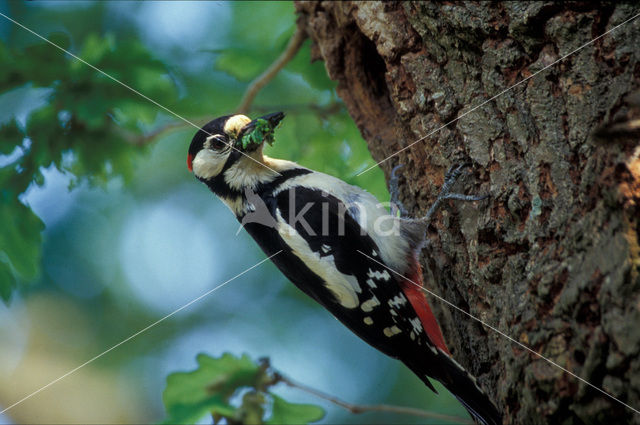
[187,112,502,425]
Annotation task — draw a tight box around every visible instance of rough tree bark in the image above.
[295,2,640,424]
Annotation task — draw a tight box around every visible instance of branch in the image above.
[132,120,189,145]
[250,102,344,119]
[273,372,472,424]
[235,26,307,114]
[122,116,214,146]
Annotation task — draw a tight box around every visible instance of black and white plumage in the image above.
[187,113,502,425]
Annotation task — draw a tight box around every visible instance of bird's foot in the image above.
[422,163,488,228]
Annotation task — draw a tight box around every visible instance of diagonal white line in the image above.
[357,11,640,176]
[0,251,282,415]
[356,249,640,416]
[0,12,282,176]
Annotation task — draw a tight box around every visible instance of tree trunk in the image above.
[295,2,640,423]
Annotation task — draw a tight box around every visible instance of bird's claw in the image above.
[391,164,404,180]
[422,162,487,227]
[444,162,472,183]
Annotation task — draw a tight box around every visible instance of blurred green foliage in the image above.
[0,3,461,424]
[0,1,386,304]
[0,30,178,302]
[163,353,324,424]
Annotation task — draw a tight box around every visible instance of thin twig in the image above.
[251,102,344,119]
[132,120,189,145]
[235,26,307,114]
[274,372,473,424]
[123,116,214,146]
[123,99,342,147]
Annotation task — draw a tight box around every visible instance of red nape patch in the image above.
[187,153,193,172]
[402,267,450,354]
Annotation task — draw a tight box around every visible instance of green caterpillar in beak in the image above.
[236,112,285,150]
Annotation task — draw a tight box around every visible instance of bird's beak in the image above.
[254,111,285,130]
[237,112,285,151]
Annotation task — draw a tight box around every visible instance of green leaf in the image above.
[0,260,16,303]
[214,47,273,82]
[0,119,23,155]
[267,393,325,425]
[162,353,264,424]
[77,33,115,64]
[0,197,44,291]
[23,33,71,87]
[228,1,296,48]
[212,1,297,82]
[286,41,337,91]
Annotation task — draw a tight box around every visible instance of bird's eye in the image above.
[206,134,228,150]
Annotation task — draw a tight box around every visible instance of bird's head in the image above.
[187,112,284,180]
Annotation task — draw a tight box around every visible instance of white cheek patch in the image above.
[192,149,229,179]
[224,115,251,137]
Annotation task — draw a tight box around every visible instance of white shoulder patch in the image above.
[276,210,362,309]
[267,169,417,274]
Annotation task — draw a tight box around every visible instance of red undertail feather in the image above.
[401,263,450,354]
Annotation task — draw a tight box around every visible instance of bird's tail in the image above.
[408,349,502,425]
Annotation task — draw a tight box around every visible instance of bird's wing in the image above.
[268,185,444,368]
